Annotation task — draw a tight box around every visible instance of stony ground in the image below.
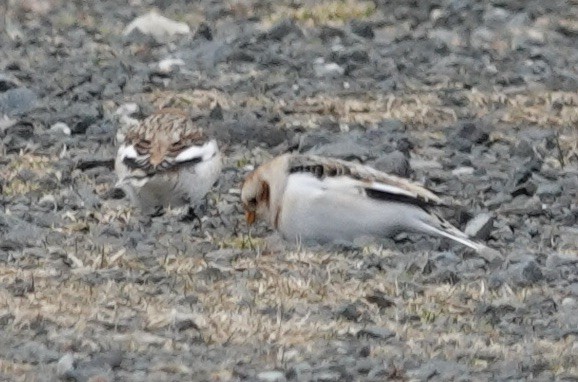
[1,0,577,381]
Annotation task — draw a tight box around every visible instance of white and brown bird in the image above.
[241,153,490,252]
[115,108,222,215]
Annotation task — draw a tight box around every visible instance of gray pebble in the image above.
[57,353,76,377]
[308,140,371,160]
[0,87,38,116]
[257,370,286,382]
[536,182,562,198]
[465,213,494,240]
[372,150,411,178]
[314,370,342,382]
[350,20,374,39]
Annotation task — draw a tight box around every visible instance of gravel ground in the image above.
[1,0,577,381]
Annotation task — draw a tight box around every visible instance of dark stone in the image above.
[521,261,544,284]
[194,22,213,40]
[511,180,537,197]
[357,326,395,340]
[511,138,535,158]
[0,73,19,91]
[448,120,490,152]
[350,20,374,39]
[365,292,395,309]
[265,20,303,41]
[372,151,411,178]
[209,102,224,120]
[338,304,361,321]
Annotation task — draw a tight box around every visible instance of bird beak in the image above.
[245,211,256,225]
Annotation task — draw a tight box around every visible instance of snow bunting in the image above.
[241,153,489,252]
[115,108,222,215]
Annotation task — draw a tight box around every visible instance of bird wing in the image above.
[287,154,446,210]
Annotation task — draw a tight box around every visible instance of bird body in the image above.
[115,109,221,214]
[242,153,488,252]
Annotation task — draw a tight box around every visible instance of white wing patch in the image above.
[175,140,218,163]
[366,181,420,199]
[118,144,139,159]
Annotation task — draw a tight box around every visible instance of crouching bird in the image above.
[241,153,492,253]
[115,108,222,216]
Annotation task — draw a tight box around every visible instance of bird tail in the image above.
[419,214,489,254]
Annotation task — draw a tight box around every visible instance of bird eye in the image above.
[170,141,184,151]
[247,197,257,207]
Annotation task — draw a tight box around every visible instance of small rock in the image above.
[174,318,199,332]
[357,326,395,340]
[57,353,75,377]
[217,119,290,148]
[355,358,375,374]
[66,103,101,134]
[115,103,139,117]
[332,48,370,65]
[75,183,101,209]
[266,20,302,41]
[451,166,475,176]
[410,158,443,171]
[257,370,286,382]
[508,261,544,286]
[123,11,191,42]
[314,370,343,381]
[545,253,578,268]
[465,213,494,241]
[49,122,71,135]
[0,73,20,91]
[308,140,370,160]
[286,362,312,381]
[561,297,576,308]
[448,120,490,152]
[493,224,514,242]
[521,261,543,283]
[194,22,213,40]
[478,246,504,266]
[511,180,537,197]
[428,28,462,48]
[501,195,543,215]
[209,103,223,120]
[157,58,185,73]
[313,58,345,78]
[511,139,534,158]
[12,341,59,364]
[338,304,361,321]
[535,182,562,198]
[372,151,411,178]
[350,20,374,39]
[407,360,468,381]
[365,293,395,309]
[377,119,406,133]
[484,193,512,209]
[0,87,38,116]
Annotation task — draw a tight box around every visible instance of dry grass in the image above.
[145,88,578,129]
[265,0,376,27]
[1,205,576,377]
[1,234,577,377]
[0,153,59,197]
